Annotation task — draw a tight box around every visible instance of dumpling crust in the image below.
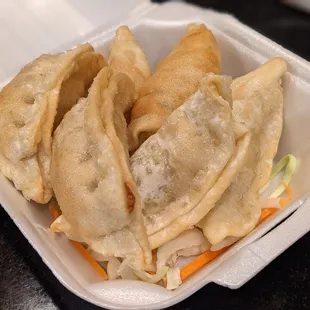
[51,67,151,270]
[200,58,288,245]
[131,73,235,249]
[128,24,221,150]
[0,43,106,203]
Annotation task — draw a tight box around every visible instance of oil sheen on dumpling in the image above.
[0,43,106,203]
[200,58,288,245]
[128,24,220,150]
[131,74,235,249]
[51,68,151,270]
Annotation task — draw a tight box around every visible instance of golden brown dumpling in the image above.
[200,58,288,245]
[131,74,234,249]
[109,25,151,99]
[0,43,106,203]
[128,24,220,151]
[51,68,151,270]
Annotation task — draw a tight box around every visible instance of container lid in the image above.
[0,0,149,86]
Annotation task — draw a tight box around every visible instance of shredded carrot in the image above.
[179,208,276,281]
[179,207,277,281]
[148,271,156,275]
[180,183,293,281]
[259,182,292,222]
[49,203,108,280]
[70,241,108,280]
[279,182,292,207]
[48,182,293,284]
[180,247,228,281]
[49,202,61,219]
[258,207,278,224]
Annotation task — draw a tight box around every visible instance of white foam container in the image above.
[1,1,310,309]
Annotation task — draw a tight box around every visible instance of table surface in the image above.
[1,0,310,309]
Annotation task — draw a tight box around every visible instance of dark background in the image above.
[1,0,310,309]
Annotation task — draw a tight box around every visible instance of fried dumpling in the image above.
[128,24,220,150]
[0,43,106,203]
[51,67,151,270]
[200,58,288,245]
[109,25,151,99]
[131,74,235,249]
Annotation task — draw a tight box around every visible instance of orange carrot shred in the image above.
[180,184,293,282]
[258,182,292,223]
[49,202,61,219]
[180,247,228,281]
[279,182,292,207]
[71,241,108,280]
[48,182,293,284]
[179,207,277,282]
[258,207,278,224]
[49,202,108,280]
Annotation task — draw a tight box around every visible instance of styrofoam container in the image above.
[1,1,310,309]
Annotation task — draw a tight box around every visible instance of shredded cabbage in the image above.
[107,257,121,280]
[119,266,138,280]
[134,266,169,283]
[156,228,210,268]
[166,268,182,290]
[260,154,297,198]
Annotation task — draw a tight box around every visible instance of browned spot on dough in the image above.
[125,183,135,214]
